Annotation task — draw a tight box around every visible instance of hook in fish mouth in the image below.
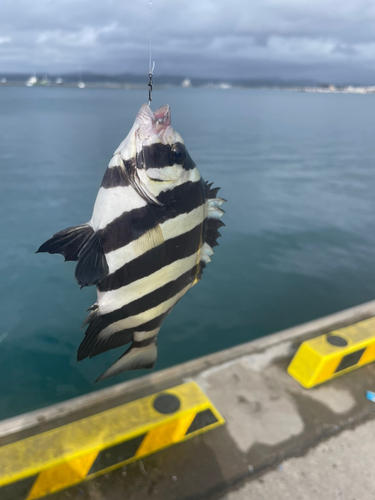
[153,104,171,128]
[137,103,171,132]
[137,104,171,138]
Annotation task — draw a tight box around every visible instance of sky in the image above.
[2,0,375,83]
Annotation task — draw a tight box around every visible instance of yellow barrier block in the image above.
[288,316,375,388]
[0,381,224,499]
[26,452,98,500]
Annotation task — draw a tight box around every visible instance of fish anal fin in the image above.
[75,231,109,288]
[36,224,94,262]
[88,331,134,359]
[78,311,136,360]
[96,337,157,382]
[77,312,103,361]
[81,307,99,328]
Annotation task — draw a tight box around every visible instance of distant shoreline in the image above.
[1,81,375,94]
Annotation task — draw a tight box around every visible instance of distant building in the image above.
[181,79,192,88]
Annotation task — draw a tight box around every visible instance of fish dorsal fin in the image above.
[36,224,94,262]
[96,337,158,381]
[75,231,109,288]
[197,181,226,279]
[205,182,226,248]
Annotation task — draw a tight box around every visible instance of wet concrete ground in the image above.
[3,302,375,500]
[46,338,375,500]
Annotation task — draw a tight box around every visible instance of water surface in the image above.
[1,86,375,419]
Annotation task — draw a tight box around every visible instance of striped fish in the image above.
[37,103,225,381]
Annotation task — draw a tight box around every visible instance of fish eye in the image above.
[171,143,186,164]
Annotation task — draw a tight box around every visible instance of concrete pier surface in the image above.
[2,300,375,499]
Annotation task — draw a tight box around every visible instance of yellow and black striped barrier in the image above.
[0,381,224,499]
[288,316,375,388]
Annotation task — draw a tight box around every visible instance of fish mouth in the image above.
[137,103,171,135]
[114,103,173,158]
[153,105,171,131]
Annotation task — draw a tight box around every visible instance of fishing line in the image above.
[148,0,155,105]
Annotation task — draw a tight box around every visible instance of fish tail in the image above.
[36,223,94,262]
[95,336,157,382]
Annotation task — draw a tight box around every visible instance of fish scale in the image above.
[37,103,225,381]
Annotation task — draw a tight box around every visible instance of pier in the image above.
[2,300,375,499]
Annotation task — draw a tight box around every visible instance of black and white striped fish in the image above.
[37,103,225,381]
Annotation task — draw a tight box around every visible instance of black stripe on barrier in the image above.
[335,348,366,373]
[88,433,146,475]
[185,409,218,435]
[0,475,37,500]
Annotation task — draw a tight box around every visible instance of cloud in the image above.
[1,0,375,82]
[36,24,117,48]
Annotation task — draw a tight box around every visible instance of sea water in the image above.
[1,86,375,419]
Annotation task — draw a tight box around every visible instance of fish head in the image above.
[115,103,198,202]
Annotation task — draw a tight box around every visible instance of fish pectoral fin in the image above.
[134,224,165,260]
[36,223,94,261]
[75,231,109,288]
[96,337,157,382]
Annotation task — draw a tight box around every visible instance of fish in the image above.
[37,103,225,381]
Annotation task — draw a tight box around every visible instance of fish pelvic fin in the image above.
[75,231,109,288]
[96,337,158,382]
[36,224,94,262]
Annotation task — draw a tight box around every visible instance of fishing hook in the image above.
[148,61,155,105]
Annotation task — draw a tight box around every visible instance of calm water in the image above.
[2,86,375,419]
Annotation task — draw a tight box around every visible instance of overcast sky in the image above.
[2,0,375,83]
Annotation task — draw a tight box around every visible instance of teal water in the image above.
[2,86,375,419]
